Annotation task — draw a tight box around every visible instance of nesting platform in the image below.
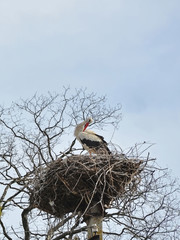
[30,154,142,218]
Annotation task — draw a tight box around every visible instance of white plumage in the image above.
[74,117,111,155]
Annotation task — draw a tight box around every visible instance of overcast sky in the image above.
[0,0,180,177]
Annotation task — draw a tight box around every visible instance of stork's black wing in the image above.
[79,132,111,155]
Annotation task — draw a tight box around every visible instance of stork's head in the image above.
[83,117,93,131]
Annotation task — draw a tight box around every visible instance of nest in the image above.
[30,154,142,218]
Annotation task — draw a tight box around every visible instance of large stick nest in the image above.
[30,154,142,218]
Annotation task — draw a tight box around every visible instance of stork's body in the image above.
[74,118,111,155]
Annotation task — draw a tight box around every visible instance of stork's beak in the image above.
[83,122,89,131]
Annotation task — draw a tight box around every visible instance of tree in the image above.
[0,87,179,240]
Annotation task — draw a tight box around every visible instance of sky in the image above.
[0,0,180,178]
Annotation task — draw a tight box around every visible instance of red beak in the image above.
[83,122,89,131]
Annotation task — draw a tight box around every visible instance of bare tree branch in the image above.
[0,88,179,240]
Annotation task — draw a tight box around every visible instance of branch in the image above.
[52,226,87,240]
[21,205,33,240]
[59,138,77,158]
[46,213,77,240]
[0,219,12,240]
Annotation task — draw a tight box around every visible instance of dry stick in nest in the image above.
[20,155,142,240]
[30,154,143,221]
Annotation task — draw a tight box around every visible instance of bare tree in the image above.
[0,87,179,240]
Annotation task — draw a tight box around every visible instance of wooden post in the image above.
[87,216,103,240]
[85,204,103,240]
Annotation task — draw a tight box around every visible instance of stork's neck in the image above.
[74,120,86,138]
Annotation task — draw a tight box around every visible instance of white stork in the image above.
[74,117,111,156]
